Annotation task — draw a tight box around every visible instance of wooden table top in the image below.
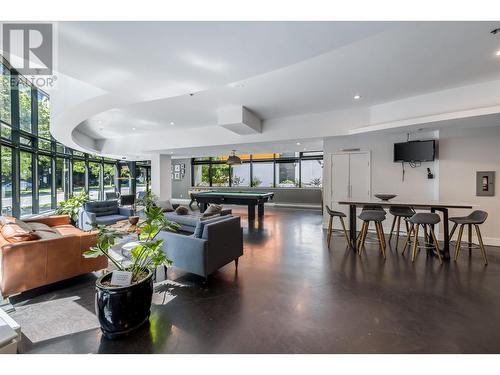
[337,199,473,209]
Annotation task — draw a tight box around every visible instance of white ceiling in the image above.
[45,21,500,158]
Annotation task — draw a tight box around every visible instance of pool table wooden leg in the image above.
[258,203,264,217]
[248,204,256,220]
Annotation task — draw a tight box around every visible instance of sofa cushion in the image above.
[1,221,40,243]
[202,204,223,217]
[26,222,56,233]
[95,215,129,226]
[35,230,63,240]
[156,200,174,212]
[84,201,119,217]
[175,206,189,215]
[194,215,233,239]
[53,224,83,237]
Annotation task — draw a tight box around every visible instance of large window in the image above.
[193,164,210,187]
[119,165,131,195]
[192,152,323,188]
[0,59,151,217]
[38,155,52,213]
[72,160,86,193]
[19,80,32,133]
[88,162,101,200]
[301,159,323,188]
[231,163,250,187]
[56,158,70,204]
[103,163,116,197]
[1,64,11,126]
[211,164,230,187]
[275,162,299,187]
[1,146,13,216]
[20,151,33,216]
[136,166,148,193]
[252,162,274,187]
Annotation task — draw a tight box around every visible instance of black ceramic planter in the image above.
[95,269,154,339]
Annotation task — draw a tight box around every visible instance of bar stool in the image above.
[325,205,351,249]
[388,206,415,247]
[449,210,488,265]
[404,213,442,264]
[357,210,386,259]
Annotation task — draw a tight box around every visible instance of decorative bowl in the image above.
[374,194,397,201]
[128,216,140,226]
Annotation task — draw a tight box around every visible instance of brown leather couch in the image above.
[0,215,107,297]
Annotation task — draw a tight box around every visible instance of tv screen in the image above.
[394,140,435,162]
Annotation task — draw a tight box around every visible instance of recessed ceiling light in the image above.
[496,50,500,56]
[97,120,102,124]
[353,95,362,100]
[170,121,175,125]
[296,142,301,146]
[303,147,307,151]
[132,127,136,131]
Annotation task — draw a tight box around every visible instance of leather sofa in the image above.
[156,215,243,278]
[0,215,107,297]
[79,200,133,231]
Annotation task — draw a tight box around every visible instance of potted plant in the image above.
[55,191,89,226]
[83,206,180,339]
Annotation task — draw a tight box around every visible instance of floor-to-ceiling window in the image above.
[0,57,152,217]
[103,162,117,197]
[20,151,34,216]
[72,159,86,194]
[1,145,13,216]
[88,161,102,200]
[136,165,148,194]
[192,152,323,188]
[56,158,70,204]
[38,155,53,213]
[119,164,131,195]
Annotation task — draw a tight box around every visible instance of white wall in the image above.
[323,130,439,231]
[150,154,172,201]
[323,126,500,245]
[439,126,500,246]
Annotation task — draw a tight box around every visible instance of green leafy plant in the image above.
[83,206,181,284]
[251,177,262,187]
[136,191,158,209]
[56,191,89,225]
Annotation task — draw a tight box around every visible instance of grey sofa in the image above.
[165,209,232,232]
[157,215,243,278]
[79,200,134,231]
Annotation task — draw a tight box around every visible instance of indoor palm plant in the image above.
[83,206,180,339]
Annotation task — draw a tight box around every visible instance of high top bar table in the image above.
[338,199,473,260]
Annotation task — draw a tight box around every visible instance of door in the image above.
[329,152,371,229]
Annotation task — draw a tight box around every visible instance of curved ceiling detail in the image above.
[49,21,500,159]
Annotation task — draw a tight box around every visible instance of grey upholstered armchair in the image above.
[156,216,243,278]
[78,200,133,231]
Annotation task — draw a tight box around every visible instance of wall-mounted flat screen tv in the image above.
[394,140,436,162]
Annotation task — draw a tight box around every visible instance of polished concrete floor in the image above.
[12,206,500,353]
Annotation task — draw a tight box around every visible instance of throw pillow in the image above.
[175,206,189,215]
[1,222,40,243]
[155,200,174,212]
[202,204,223,217]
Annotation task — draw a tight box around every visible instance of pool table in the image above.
[192,191,275,220]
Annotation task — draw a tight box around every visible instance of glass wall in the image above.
[231,163,250,187]
[20,151,33,216]
[72,160,86,194]
[103,163,116,197]
[252,162,274,187]
[119,165,131,195]
[300,159,323,188]
[193,164,210,187]
[0,58,152,217]
[1,146,13,216]
[192,152,323,188]
[56,158,70,204]
[88,162,101,200]
[38,155,52,213]
[136,166,148,194]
